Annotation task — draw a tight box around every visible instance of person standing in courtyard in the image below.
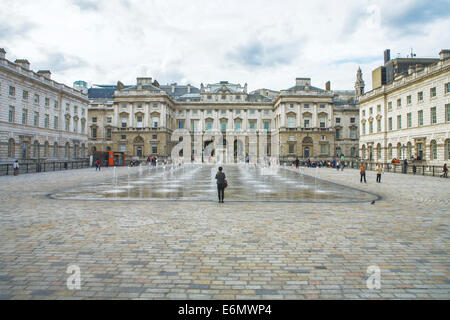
[13,160,19,176]
[96,159,101,171]
[442,163,448,178]
[340,154,345,171]
[215,167,226,203]
[376,162,383,183]
[360,163,367,183]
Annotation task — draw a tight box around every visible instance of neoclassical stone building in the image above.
[88,77,360,163]
[358,49,450,166]
[0,48,89,163]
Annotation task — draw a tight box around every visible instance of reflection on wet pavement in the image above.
[51,164,378,203]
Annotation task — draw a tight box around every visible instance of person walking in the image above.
[360,163,367,183]
[95,159,101,171]
[215,167,226,203]
[13,160,19,176]
[442,163,448,178]
[340,155,345,171]
[376,163,383,183]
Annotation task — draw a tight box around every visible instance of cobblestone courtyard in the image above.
[0,165,449,299]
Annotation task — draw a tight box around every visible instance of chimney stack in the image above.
[325,81,331,91]
[0,48,6,59]
[384,49,391,64]
[187,84,191,94]
[37,70,51,79]
[15,59,30,70]
[439,49,450,60]
[171,83,176,94]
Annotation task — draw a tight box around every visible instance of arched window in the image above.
[65,143,70,159]
[43,142,49,158]
[8,138,15,158]
[33,141,40,158]
[446,139,450,160]
[53,142,58,158]
[430,140,437,160]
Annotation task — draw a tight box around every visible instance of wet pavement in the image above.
[51,164,378,203]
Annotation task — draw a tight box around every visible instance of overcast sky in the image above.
[1,0,449,92]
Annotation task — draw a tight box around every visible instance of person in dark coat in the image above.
[215,167,226,203]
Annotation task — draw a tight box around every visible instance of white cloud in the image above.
[1,0,449,92]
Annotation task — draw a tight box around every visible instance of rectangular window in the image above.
[152,117,158,128]
[122,104,127,108]
[66,103,70,112]
[107,117,112,123]
[54,101,58,109]
[430,87,436,98]
[54,116,58,129]
[388,117,392,131]
[106,129,112,140]
[92,128,97,138]
[44,114,49,128]
[22,109,27,125]
[9,86,15,96]
[407,113,412,128]
[264,121,269,131]
[336,129,341,139]
[235,121,241,131]
[446,104,450,122]
[192,110,198,114]
[304,104,309,108]
[178,120,184,129]
[34,94,39,104]
[121,135,126,140]
[264,110,269,115]
[320,144,327,154]
[249,121,256,130]
[320,104,326,108]
[418,110,423,126]
[207,95,212,100]
[250,110,255,114]
[369,107,373,115]
[377,119,381,132]
[377,105,381,113]
[418,91,423,101]
[350,128,356,139]
[34,112,39,126]
[137,104,142,109]
[45,98,50,107]
[221,110,226,115]
[388,102,392,110]
[397,98,401,107]
[137,116,143,128]
[120,145,126,152]
[23,90,28,100]
[289,144,294,154]
[122,117,127,128]
[369,121,373,134]
[74,106,78,114]
[206,110,212,115]
[407,95,412,104]
[236,110,241,114]
[92,117,97,123]
[397,115,401,129]
[8,106,15,123]
[350,117,355,123]
[236,95,241,100]
[289,104,294,109]
[304,118,310,128]
[153,104,158,108]
[65,118,69,131]
[362,123,366,135]
[152,135,157,140]
[446,83,450,93]
[335,118,341,124]
[319,117,326,128]
[152,145,157,154]
[287,116,295,128]
[206,122,212,130]
[431,107,437,124]
[191,120,198,131]
[221,121,227,131]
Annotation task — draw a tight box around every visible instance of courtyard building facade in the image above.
[88,77,359,163]
[358,49,450,166]
[0,48,89,163]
